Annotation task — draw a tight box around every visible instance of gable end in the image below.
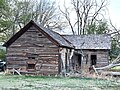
[3,20,72,48]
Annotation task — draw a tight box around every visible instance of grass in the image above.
[0,75,120,90]
[111,66,120,71]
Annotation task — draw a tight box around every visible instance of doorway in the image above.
[78,54,82,67]
[91,55,97,65]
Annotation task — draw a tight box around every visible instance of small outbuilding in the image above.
[63,35,111,73]
[3,20,111,75]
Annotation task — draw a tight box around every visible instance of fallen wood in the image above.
[94,53,120,71]
[12,68,22,76]
[92,65,99,75]
[91,54,120,76]
[109,72,120,76]
[111,53,120,64]
[95,63,120,70]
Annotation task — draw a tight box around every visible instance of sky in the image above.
[55,0,120,29]
[108,0,120,28]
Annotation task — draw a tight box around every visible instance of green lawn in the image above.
[0,75,120,90]
[111,66,120,71]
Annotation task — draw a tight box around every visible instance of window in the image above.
[27,64,35,69]
[91,55,97,65]
[28,57,35,59]
[38,33,42,36]
[27,53,38,59]
[27,53,38,70]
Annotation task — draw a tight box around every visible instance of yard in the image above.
[0,75,120,90]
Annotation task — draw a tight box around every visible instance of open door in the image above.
[91,55,97,65]
[78,54,82,67]
[75,54,82,70]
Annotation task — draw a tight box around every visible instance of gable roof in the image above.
[63,34,111,49]
[3,20,73,48]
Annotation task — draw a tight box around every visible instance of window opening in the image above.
[28,57,35,59]
[27,64,35,69]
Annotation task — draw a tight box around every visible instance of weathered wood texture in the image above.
[6,26,60,75]
[59,48,71,74]
[83,50,109,66]
[72,50,109,72]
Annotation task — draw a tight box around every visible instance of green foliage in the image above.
[0,75,120,90]
[97,21,108,34]
[87,21,108,34]
[0,49,6,60]
[0,0,59,42]
[0,0,6,9]
[111,66,120,71]
[110,38,120,60]
[87,22,96,34]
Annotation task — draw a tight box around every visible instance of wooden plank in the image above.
[6,59,27,61]
[40,66,58,70]
[6,25,61,76]
[7,61,27,65]
[41,64,58,67]
[40,60,58,64]
[7,65,26,68]
[38,69,58,74]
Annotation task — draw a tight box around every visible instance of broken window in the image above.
[38,33,42,36]
[27,64,35,69]
[28,56,35,59]
[27,53,38,70]
[91,55,97,65]
[27,53,38,59]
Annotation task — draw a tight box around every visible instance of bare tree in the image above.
[0,0,64,41]
[60,0,108,35]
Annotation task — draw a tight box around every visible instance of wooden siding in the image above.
[83,50,109,67]
[72,50,109,72]
[6,26,59,75]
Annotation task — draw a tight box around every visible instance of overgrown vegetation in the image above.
[111,66,120,71]
[0,75,120,90]
[0,49,6,60]
[110,37,120,61]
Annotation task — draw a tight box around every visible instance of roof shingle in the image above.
[63,34,111,49]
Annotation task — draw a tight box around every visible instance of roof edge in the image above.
[3,20,73,48]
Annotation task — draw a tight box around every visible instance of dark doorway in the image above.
[91,55,97,65]
[77,54,82,67]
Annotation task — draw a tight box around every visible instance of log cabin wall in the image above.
[82,50,109,67]
[6,26,60,75]
[72,49,109,72]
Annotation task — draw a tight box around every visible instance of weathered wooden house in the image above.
[3,20,111,75]
[63,35,111,73]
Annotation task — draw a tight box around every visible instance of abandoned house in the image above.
[3,20,111,75]
[63,35,111,73]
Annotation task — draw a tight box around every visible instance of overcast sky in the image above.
[108,0,120,28]
[55,0,120,29]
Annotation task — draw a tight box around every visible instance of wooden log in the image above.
[95,63,120,70]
